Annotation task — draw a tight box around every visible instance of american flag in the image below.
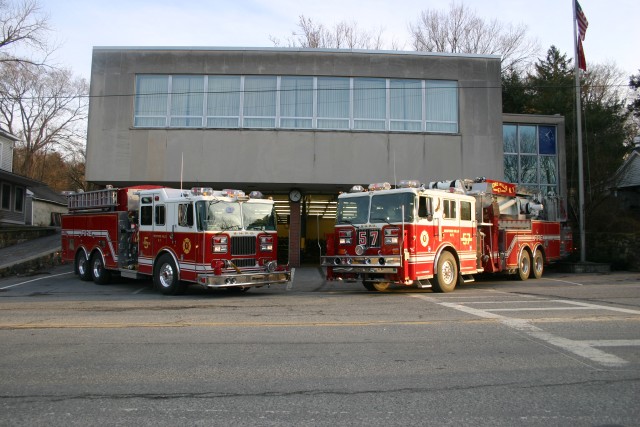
[576,0,589,41]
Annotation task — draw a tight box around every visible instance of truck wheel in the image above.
[362,282,376,292]
[532,250,544,279]
[90,253,111,285]
[434,252,457,293]
[154,254,185,295]
[75,251,91,281]
[518,250,531,281]
[372,282,391,292]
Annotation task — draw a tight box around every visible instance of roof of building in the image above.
[0,128,19,143]
[27,185,68,205]
[610,149,640,189]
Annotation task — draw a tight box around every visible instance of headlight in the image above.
[260,236,274,252]
[212,236,228,253]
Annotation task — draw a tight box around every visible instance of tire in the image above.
[518,250,531,281]
[372,282,391,292]
[433,252,458,293]
[532,249,544,279]
[90,253,111,285]
[362,282,376,292]
[154,253,185,295]
[75,251,91,281]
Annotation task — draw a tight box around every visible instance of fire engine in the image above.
[321,178,572,292]
[61,186,292,295]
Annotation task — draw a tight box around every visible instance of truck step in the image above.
[415,279,432,289]
[461,275,475,284]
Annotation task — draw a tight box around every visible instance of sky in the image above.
[37,0,638,83]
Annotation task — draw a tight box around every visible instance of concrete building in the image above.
[86,47,566,265]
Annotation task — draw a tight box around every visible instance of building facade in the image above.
[86,47,565,265]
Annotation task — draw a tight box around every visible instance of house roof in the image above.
[611,150,640,189]
[0,169,45,187]
[0,128,19,142]
[28,185,68,206]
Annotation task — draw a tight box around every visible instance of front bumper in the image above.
[320,255,401,274]
[196,270,293,289]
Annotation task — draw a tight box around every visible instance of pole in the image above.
[572,0,586,263]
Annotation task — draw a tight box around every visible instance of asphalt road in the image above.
[1,266,639,426]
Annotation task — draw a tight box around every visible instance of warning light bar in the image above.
[368,182,391,191]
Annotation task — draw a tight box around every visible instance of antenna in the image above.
[393,150,397,188]
[180,152,184,193]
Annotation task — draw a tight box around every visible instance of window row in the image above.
[503,124,558,196]
[134,75,458,133]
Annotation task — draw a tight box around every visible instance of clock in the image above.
[288,189,302,203]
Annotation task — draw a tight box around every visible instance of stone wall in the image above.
[586,232,640,271]
[0,227,56,249]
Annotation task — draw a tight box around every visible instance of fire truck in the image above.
[321,178,572,292]
[61,186,292,295]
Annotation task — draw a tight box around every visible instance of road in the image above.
[1,266,639,426]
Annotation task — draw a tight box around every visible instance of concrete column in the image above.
[288,201,301,267]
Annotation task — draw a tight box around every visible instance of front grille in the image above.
[231,258,257,268]
[231,236,256,256]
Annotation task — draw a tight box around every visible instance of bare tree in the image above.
[0,61,88,179]
[0,0,53,66]
[409,2,540,72]
[271,15,395,50]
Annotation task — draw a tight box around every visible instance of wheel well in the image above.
[533,245,546,261]
[436,247,460,270]
[153,250,180,275]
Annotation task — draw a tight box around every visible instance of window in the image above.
[1,184,10,210]
[14,187,23,212]
[317,77,350,129]
[418,196,432,219]
[426,80,458,133]
[170,75,204,127]
[390,79,422,131]
[207,76,241,128]
[443,199,456,219]
[460,201,472,221]
[280,76,313,129]
[135,75,169,127]
[140,206,152,226]
[155,205,165,225]
[243,76,277,128]
[503,124,558,196]
[133,74,459,133]
[353,78,386,130]
[178,203,194,227]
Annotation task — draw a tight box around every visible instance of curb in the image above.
[0,248,64,278]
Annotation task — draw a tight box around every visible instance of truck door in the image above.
[137,193,168,270]
[458,199,477,273]
[415,195,435,277]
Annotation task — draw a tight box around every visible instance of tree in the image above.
[0,61,88,180]
[271,15,398,50]
[409,1,540,72]
[0,0,53,66]
[629,71,640,121]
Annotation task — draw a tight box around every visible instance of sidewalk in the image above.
[0,230,63,276]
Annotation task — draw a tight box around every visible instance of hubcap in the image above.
[442,261,454,284]
[521,257,530,274]
[78,257,87,275]
[159,263,174,288]
[92,259,102,278]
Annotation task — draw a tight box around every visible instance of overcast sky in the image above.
[39,0,638,82]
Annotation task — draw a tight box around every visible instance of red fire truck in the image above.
[61,186,292,295]
[321,178,572,292]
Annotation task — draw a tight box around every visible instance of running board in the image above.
[415,279,432,289]
[461,274,475,284]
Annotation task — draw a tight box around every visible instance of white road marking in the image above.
[0,271,73,290]
[409,294,632,368]
[546,278,584,286]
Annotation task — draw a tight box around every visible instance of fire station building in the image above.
[86,47,566,266]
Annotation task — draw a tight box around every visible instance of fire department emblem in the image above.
[182,238,192,254]
[420,230,429,247]
[461,233,472,246]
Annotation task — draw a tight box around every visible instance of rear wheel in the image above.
[362,282,376,292]
[532,249,544,279]
[518,250,531,281]
[372,282,391,292]
[154,253,186,295]
[90,253,111,285]
[75,251,91,281]
[433,252,458,293]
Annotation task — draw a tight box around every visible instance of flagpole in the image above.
[572,0,586,263]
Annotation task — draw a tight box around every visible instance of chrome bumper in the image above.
[321,255,401,274]
[197,270,293,289]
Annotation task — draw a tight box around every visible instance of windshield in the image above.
[336,196,370,225]
[196,200,276,231]
[370,193,415,223]
[243,202,276,231]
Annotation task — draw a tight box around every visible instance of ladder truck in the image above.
[321,178,572,292]
[61,186,292,295]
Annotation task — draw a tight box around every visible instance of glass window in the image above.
[540,156,557,185]
[280,76,313,129]
[1,184,10,210]
[460,201,472,221]
[443,199,457,220]
[426,80,458,133]
[504,154,518,183]
[155,205,165,225]
[520,156,538,184]
[336,196,370,225]
[170,75,204,127]
[243,202,276,231]
[178,203,194,227]
[390,79,422,131]
[370,193,415,223]
[140,205,152,226]
[243,76,277,128]
[539,125,556,155]
[353,78,386,130]
[317,77,350,129]
[135,75,169,127]
[207,76,241,128]
[519,126,537,153]
[14,187,23,212]
[503,125,517,153]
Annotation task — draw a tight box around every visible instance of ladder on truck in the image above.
[67,188,119,211]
